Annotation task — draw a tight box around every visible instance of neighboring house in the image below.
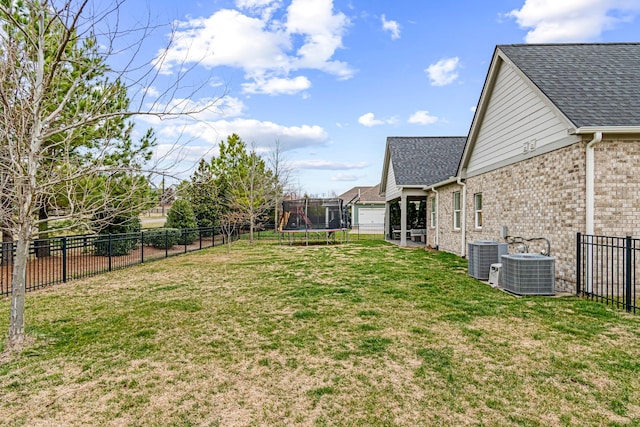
[379,136,467,246]
[423,43,640,292]
[338,184,386,232]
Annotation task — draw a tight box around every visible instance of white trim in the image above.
[574,126,640,135]
[453,191,461,230]
[430,197,436,229]
[474,193,483,229]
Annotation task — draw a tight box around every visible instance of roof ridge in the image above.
[387,135,467,139]
[499,42,640,48]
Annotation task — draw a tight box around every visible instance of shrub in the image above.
[94,215,141,257]
[142,228,181,249]
[94,233,139,257]
[165,200,198,244]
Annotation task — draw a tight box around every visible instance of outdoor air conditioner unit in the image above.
[468,241,508,280]
[501,253,555,296]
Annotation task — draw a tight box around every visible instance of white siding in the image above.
[385,162,402,201]
[467,61,572,176]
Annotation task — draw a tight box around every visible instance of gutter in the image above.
[584,132,603,235]
[577,129,603,294]
[457,177,467,257]
[431,186,439,248]
[422,176,458,190]
[574,126,640,135]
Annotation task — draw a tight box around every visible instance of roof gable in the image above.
[381,136,466,191]
[339,185,384,204]
[459,43,640,175]
[499,43,640,128]
[358,184,384,202]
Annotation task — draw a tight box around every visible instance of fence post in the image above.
[108,234,112,272]
[165,229,168,258]
[141,231,145,263]
[184,229,187,253]
[576,232,581,295]
[625,236,632,313]
[62,237,67,283]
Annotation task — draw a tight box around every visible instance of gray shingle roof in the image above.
[387,136,466,187]
[359,184,385,202]
[339,184,384,203]
[498,43,640,127]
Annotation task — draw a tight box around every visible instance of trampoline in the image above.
[278,198,348,245]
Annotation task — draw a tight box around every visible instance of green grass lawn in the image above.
[1,240,640,426]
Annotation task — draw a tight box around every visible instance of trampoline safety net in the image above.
[278,198,347,231]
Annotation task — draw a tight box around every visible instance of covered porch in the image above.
[385,188,428,247]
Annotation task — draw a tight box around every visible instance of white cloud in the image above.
[470,105,477,113]
[331,172,366,182]
[235,0,282,19]
[426,57,460,86]
[141,95,246,122]
[291,160,368,170]
[154,1,354,94]
[358,112,383,127]
[408,110,439,125]
[286,0,353,78]
[157,118,328,151]
[357,112,397,127]
[154,10,289,75]
[381,14,401,40]
[235,0,279,7]
[143,86,160,98]
[507,0,640,43]
[242,75,311,95]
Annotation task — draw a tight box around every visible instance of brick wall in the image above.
[424,137,640,293]
[456,143,586,292]
[594,138,640,236]
[426,182,463,254]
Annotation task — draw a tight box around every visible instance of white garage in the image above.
[357,207,385,232]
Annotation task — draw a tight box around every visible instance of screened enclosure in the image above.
[278,198,347,232]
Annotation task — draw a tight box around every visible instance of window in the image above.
[474,193,483,229]
[430,197,436,228]
[453,191,461,230]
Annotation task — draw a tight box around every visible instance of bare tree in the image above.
[266,139,293,232]
[0,0,222,348]
[219,210,242,253]
[226,144,276,244]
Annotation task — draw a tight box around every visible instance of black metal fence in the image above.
[576,233,639,313]
[350,223,385,240]
[0,227,237,297]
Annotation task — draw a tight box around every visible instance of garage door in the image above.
[358,208,385,232]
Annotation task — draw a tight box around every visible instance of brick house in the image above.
[425,43,640,292]
[380,136,467,246]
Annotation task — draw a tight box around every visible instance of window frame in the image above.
[474,193,483,229]
[430,197,436,228]
[453,191,461,230]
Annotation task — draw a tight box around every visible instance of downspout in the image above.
[585,131,602,294]
[457,177,467,257]
[585,131,603,235]
[431,187,439,249]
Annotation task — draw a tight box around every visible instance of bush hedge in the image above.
[94,216,141,257]
[143,228,181,249]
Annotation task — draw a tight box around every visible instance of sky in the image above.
[110,0,640,197]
